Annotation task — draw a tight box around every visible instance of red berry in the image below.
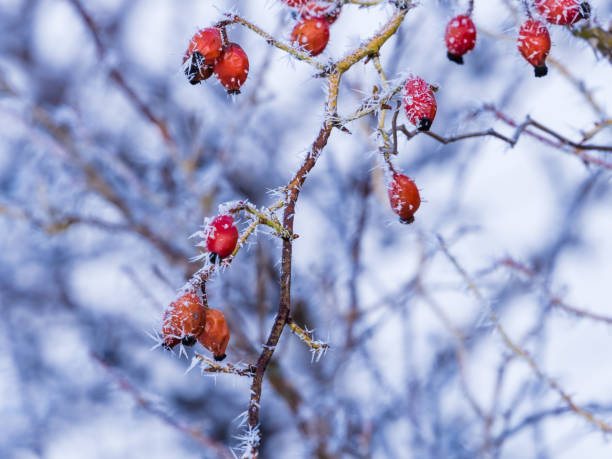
[534,0,590,25]
[388,173,421,224]
[445,15,477,64]
[183,28,223,85]
[206,215,239,261]
[299,1,341,25]
[403,76,437,132]
[291,17,330,56]
[197,309,230,361]
[162,292,207,349]
[184,28,223,66]
[282,0,307,6]
[213,43,249,94]
[518,19,551,78]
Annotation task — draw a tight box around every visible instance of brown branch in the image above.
[215,14,328,71]
[287,317,330,359]
[68,0,177,152]
[573,25,612,64]
[394,107,612,169]
[501,258,612,326]
[438,236,612,434]
[244,9,411,455]
[194,354,256,377]
[92,353,234,459]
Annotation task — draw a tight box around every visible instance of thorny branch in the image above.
[194,354,257,377]
[215,14,329,72]
[68,0,178,155]
[93,353,234,459]
[438,236,612,434]
[392,106,612,169]
[287,317,330,359]
[500,258,612,326]
[19,1,610,456]
[244,6,411,455]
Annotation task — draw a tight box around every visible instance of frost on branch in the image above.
[3,0,612,458]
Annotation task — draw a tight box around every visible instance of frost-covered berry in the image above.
[291,17,330,56]
[403,76,437,132]
[206,214,239,261]
[183,28,223,85]
[445,15,477,64]
[518,19,551,77]
[213,43,250,94]
[534,0,590,26]
[282,0,307,6]
[388,173,421,224]
[197,309,230,361]
[299,1,341,25]
[162,292,207,349]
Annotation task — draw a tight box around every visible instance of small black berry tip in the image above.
[162,342,172,351]
[214,353,227,361]
[399,215,415,225]
[209,252,219,264]
[417,117,432,132]
[182,335,197,347]
[447,52,464,65]
[579,2,591,20]
[185,52,208,85]
[534,65,548,78]
[227,89,241,95]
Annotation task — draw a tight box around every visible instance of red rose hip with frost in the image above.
[445,15,477,64]
[534,0,590,25]
[403,76,437,132]
[206,214,239,262]
[162,291,207,349]
[291,17,330,56]
[198,309,230,361]
[388,173,421,224]
[300,1,341,25]
[518,19,551,77]
[213,43,250,94]
[183,27,223,85]
[282,0,307,6]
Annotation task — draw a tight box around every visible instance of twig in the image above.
[68,0,178,153]
[501,258,612,326]
[438,235,612,434]
[216,14,328,72]
[245,8,411,455]
[287,317,330,359]
[92,353,234,459]
[194,354,256,377]
[394,107,612,169]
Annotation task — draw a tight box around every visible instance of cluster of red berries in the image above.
[162,291,231,361]
[180,1,593,232]
[444,0,590,77]
[386,75,436,224]
[161,215,239,360]
[284,0,341,56]
[184,27,249,94]
[390,0,591,223]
